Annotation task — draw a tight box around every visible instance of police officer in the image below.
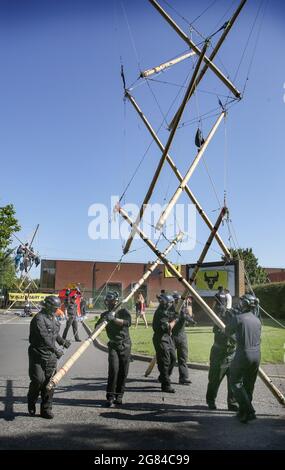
[206,287,238,411]
[153,293,177,393]
[27,295,71,419]
[62,294,81,342]
[96,292,132,407]
[226,294,261,423]
[171,292,194,385]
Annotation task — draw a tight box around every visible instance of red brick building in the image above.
[40,259,187,305]
[40,259,244,313]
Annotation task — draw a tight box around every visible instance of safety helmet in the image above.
[158,293,174,307]
[104,291,119,305]
[172,292,181,301]
[238,294,259,313]
[43,295,61,312]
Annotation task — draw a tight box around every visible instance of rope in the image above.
[190,0,218,26]
[121,1,142,75]
[233,0,266,90]
[92,254,126,308]
[161,0,207,41]
[241,0,268,97]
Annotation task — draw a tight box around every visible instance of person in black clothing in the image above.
[27,295,71,419]
[171,293,195,385]
[153,293,177,393]
[96,292,132,407]
[225,294,261,423]
[206,287,238,411]
[62,295,81,341]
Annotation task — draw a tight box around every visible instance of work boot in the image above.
[114,397,123,406]
[28,403,36,417]
[179,379,192,385]
[161,386,175,393]
[105,399,115,408]
[248,412,257,421]
[228,403,239,412]
[40,408,54,419]
[207,401,217,410]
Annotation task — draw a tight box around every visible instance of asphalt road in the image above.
[0,312,284,450]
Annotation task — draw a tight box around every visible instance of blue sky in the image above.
[0,0,284,273]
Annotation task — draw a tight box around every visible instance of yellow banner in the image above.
[9,293,51,302]
[164,264,181,278]
[195,270,228,291]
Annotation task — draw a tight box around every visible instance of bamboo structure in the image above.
[148,0,244,102]
[125,91,231,258]
[46,233,183,391]
[123,41,209,255]
[4,226,40,314]
[116,205,285,406]
[156,111,225,229]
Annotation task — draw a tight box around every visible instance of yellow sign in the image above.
[195,270,228,291]
[164,265,181,278]
[9,293,51,302]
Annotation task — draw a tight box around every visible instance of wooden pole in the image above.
[148,0,244,100]
[29,224,39,248]
[46,322,108,391]
[156,112,225,230]
[189,207,228,285]
[125,91,231,259]
[45,233,183,391]
[117,205,285,406]
[123,41,209,255]
[140,50,195,78]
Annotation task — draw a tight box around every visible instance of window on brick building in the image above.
[41,260,56,289]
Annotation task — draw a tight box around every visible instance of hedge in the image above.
[253,282,285,319]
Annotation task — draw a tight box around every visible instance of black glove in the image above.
[105,312,116,322]
[63,339,71,349]
[55,349,64,359]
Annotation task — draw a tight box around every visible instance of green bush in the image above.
[253,282,285,319]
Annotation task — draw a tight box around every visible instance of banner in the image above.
[195,270,228,291]
[9,293,49,302]
[164,264,181,278]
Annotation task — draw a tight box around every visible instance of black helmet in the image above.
[158,293,174,306]
[43,295,61,312]
[104,291,119,304]
[238,294,259,313]
[173,292,181,301]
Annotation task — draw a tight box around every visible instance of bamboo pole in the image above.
[188,207,228,285]
[116,205,285,406]
[156,112,225,230]
[168,0,247,129]
[29,224,39,249]
[123,41,209,255]
[141,50,195,78]
[46,321,108,391]
[148,0,243,100]
[145,207,227,377]
[125,91,231,259]
[46,233,183,391]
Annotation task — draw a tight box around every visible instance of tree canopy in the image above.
[223,248,268,286]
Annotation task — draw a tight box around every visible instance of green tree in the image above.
[223,248,268,286]
[0,204,21,290]
[0,204,21,251]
